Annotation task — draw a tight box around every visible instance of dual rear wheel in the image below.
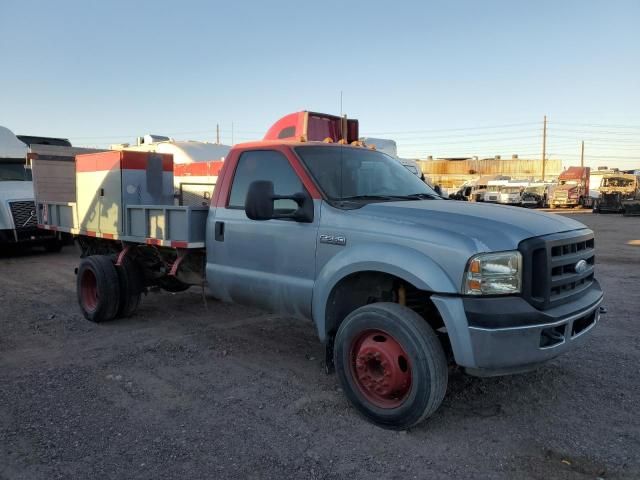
[77,255,143,323]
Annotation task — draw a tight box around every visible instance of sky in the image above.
[1,0,639,169]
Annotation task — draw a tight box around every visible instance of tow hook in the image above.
[599,305,608,314]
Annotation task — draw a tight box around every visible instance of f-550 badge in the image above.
[320,234,347,246]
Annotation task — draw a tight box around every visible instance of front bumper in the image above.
[431,281,603,375]
[0,227,57,244]
[552,199,579,206]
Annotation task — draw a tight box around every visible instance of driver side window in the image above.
[228,150,303,213]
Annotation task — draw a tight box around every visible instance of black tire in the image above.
[116,256,143,318]
[157,275,190,293]
[334,302,448,430]
[77,255,120,323]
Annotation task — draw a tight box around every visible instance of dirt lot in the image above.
[1,213,639,480]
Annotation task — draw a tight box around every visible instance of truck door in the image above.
[206,149,320,318]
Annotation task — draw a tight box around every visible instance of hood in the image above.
[0,181,34,201]
[350,199,586,252]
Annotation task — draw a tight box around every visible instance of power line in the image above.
[362,121,540,135]
[549,121,640,129]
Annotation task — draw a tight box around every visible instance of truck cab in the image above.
[0,126,61,248]
[521,183,551,208]
[497,183,528,206]
[594,173,640,213]
[551,166,591,209]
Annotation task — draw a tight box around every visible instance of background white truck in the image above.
[0,126,104,249]
[0,126,60,248]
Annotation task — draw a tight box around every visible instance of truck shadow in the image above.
[0,244,69,258]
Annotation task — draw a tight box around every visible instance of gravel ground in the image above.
[0,213,639,480]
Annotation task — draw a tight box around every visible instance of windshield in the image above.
[0,162,32,181]
[295,146,438,203]
[502,186,522,193]
[404,164,419,174]
[525,186,545,194]
[602,177,634,187]
[560,180,578,186]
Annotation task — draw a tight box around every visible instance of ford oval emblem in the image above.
[574,259,588,274]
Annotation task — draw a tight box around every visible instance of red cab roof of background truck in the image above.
[264,111,359,143]
[559,166,590,180]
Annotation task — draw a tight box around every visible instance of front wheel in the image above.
[334,302,448,430]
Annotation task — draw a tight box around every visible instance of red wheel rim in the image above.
[349,329,412,408]
[81,269,98,312]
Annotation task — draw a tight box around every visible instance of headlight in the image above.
[463,251,522,295]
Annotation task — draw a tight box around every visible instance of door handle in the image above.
[215,221,224,241]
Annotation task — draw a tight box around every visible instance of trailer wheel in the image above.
[116,257,144,318]
[77,255,120,323]
[334,302,448,430]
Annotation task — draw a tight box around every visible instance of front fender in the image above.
[312,242,458,341]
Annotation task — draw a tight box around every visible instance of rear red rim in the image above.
[81,268,98,312]
[349,329,412,408]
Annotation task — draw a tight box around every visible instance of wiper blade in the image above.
[339,195,400,201]
[337,193,441,202]
[400,193,441,200]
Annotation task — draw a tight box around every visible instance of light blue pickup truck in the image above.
[34,112,604,429]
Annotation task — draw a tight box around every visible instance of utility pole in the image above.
[541,115,547,180]
[216,124,220,144]
[580,140,585,167]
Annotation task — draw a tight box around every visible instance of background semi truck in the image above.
[592,173,640,214]
[550,166,592,209]
[32,112,603,429]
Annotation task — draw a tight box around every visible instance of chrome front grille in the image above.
[9,201,37,229]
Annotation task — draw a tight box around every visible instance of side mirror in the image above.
[245,181,275,220]
[245,180,314,223]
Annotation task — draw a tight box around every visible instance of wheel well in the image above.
[324,271,444,340]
